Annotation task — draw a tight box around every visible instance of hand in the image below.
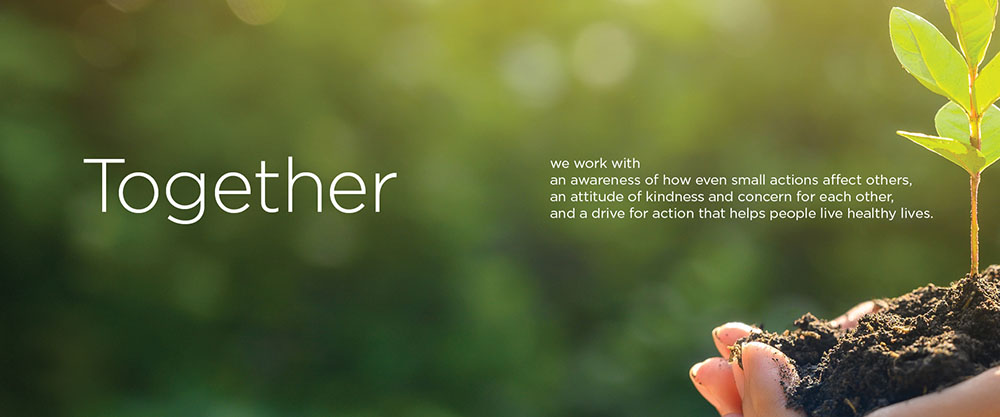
[689,302,1000,417]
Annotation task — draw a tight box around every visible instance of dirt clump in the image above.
[732,265,1000,416]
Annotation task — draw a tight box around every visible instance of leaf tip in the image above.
[890,6,911,18]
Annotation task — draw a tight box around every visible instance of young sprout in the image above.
[890,0,1000,275]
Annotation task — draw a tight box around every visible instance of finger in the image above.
[867,366,1000,417]
[713,322,760,359]
[731,357,745,399]
[690,357,743,416]
[830,300,880,329]
[740,342,803,417]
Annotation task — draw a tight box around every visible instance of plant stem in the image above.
[972,172,980,275]
[969,65,982,276]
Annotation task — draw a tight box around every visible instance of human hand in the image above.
[689,302,1000,417]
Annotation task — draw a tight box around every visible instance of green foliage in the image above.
[890,4,1000,173]
[975,57,1000,113]
[982,112,1000,169]
[935,102,1000,171]
[897,130,984,174]
[945,0,997,67]
[889,7,970,110]
[934,101,972,140]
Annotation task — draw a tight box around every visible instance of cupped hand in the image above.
[690,302,1000,417]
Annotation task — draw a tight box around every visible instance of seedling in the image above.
[890,0,1000,275]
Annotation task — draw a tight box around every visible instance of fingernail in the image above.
[690,360,705,381]
[718,322,761,340]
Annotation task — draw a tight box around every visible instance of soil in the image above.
[732,265,1000,417]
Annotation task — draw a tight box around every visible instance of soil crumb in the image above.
[732,265,1000,417]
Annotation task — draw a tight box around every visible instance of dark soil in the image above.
[732,265,1000,417]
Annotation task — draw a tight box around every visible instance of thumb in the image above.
[740,342,803,417]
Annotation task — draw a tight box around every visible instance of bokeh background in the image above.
[2,0,997,415]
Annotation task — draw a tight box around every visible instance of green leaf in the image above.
[983,113,1000,171]
[975,55,1000,113]
[897,130,986,174]
[935,101,971,140]
[945,0,998,67]
[890,7,971,110]
[934,101,1000,172]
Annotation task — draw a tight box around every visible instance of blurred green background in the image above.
[2,0,997,415]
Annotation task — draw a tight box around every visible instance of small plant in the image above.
[891,0,1000,275]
